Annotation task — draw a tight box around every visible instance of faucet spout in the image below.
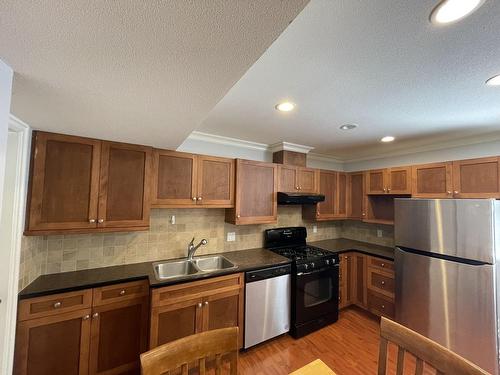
[187,238,208,260]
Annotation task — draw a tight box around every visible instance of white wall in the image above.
[0,60,13,212]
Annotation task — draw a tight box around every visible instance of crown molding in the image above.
[188,131,268,151]
[8,114,30,132]
[268,141,314,154]
[307,152,343,164]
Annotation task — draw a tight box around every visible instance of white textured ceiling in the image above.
[199,0,500,160]
[0,0,308,148]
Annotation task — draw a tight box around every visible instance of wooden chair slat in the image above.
[378,337,388,375]
[200,358,206,375]
[396,347,405,375]
[415,358,424,375]
[215,353,222,375]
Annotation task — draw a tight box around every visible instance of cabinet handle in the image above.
[299,186,302,190]
[381,281,385,286]
[119,290,126,296]
[197,197,202,201]
[454,191,459,195]
[387,188,391,192]
[98,219,104,223]
[197,303,202,308]
[447,191,452,195]
[53,302,62,309]
[83,315,90,320]
[89,219,96,223]
[383,188,387,193]
[204,301,209,306]
[296,186,299,190]
[92,312,99,319]
[381,263,385,267]
[192,197,197,201]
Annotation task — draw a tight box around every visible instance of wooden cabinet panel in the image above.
[89,297,149,375]
[369,257,394,271]
[336,172,347,217]
[339,253,353,309]
[14,309,91,375]
[18,290,92,321]
[98,142,152,228]
[26,132,101,232]
[452,157,500,198]
[298,168,318,193]
[197,155,234,206]
[152,150,197,206]
[227,159,277,225]
[366,170,386,194]
[347,172,365,219]
[367,290,395,319]
[412,162,453,198]
[354,254,367,308]
[316,170,336,219]
[388,166,411,194]
[278,165,298,193]
[92,280,149,307]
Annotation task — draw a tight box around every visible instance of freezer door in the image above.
[395,247,498,375]
[395,198,496,264]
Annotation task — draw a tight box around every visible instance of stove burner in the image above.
[271,245,330,261]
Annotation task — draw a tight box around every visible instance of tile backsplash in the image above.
[19,206,346,290]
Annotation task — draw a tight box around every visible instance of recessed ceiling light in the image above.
[339,124,358,130]
[381,136,395,143]
[275,102,295,112]
[486,74,500,86]
[430,0,485,25]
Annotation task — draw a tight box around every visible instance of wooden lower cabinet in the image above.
[339,252,353,309]
[150,273,244,349]
[14,281,149,375]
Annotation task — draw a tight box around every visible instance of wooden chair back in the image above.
[378,317,490,375]
[140,327,238,375]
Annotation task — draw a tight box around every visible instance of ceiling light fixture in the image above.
[339,124,358,130]
[381,136,395,143]
[430,0,485,25]
[486,74,500,86]
[275,102,295,112]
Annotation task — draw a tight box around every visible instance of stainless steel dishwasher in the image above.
[244,264,291,349]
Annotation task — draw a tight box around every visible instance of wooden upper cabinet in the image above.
[315,170,337,219]
[26,132,101,233]
[366,169,386,194]
[298,168,318,193]
[348,172,365,219]
[98,142,152,229]
[226,159,277,225]
[452,157,500,198]
[336,172,347,217]
[412,162,453,198]
[278,165,299,192]
[152,150,234,208]
[366,167,411,195]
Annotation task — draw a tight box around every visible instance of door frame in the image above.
[1,115,31,375]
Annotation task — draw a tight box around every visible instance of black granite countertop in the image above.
[19,248,291,300]
[309,238,395,260]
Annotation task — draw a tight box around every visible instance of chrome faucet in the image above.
[187,237,208,260]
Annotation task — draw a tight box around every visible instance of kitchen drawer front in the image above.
[367,290,395,319]
[367,268,394,298]
[18,289,92,321]
[369,256,394,271]
[93,280,149,306]
[152,273,243,307]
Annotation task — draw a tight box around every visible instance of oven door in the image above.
[294,265,339,325]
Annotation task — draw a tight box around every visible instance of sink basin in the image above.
[192,255,236,272]
[153,260,199,280]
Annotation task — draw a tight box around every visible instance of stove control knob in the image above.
[325,259,330,265]
[310,262,315,268]
[304,264,309,270]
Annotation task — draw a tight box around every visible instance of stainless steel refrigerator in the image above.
[395,198,499,375]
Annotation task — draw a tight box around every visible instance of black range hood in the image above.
[277,192,325,205]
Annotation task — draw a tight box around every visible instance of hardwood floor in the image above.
[239,307,434,375]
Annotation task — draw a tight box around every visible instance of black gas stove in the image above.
[264,227,339,338]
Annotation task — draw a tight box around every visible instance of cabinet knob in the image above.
[83,315,90,321]
[344,256,348,259]
[53,302,62,309]
[237,215,240,218]
[381,263,385,267]
[92,313,99,319]
[197,303,202,308]
[387,188,391,192]
[454,191,459,195]
[89,219,96,223]
[299,186,302,190]
[204,301,209,306]
[296,186,299,190]
[197,197,202,201]
[447,191,452,195]
[362,213,366,216]
[119,290,126,296]
[381,281,385,286]
[383,188,387,193]
[381,305,385,310]
[192,197,197,201]
[98,219,104,223]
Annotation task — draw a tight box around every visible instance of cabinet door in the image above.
[14,309,91,375]
[335,172,347,217]
[278,165,298,192]
[452,157,500,198]
[203,289,244,347]
[353,254,367,308]
[316,170,337,219]
[152,150,197,207]
[366,169,386,194]
[89,298,149,375]
[298,168,318,193]
[149,298,203,348]
[26,132,101,233]
[387,166,411,194]
[348,172,365,219]
[339,253,353,308]
[98,142,152,228]
[412,162,453,198]
[230,159,277,225]
[197,155,234,206]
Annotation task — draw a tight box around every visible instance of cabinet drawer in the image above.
[368,268,394,298]
[93,280,149,306]
[369,257,394,271]
[367,290,394,318]
[18,289,92,321]
[152,273,243,307]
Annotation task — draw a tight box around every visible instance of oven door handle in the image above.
[297,266,337,276]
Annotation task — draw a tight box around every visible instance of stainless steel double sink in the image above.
[153,255,236,280]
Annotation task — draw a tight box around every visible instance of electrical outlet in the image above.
[227,232,236,242]
[377,229,383,238]
[313,225,318,233]
[170,215,175,225]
